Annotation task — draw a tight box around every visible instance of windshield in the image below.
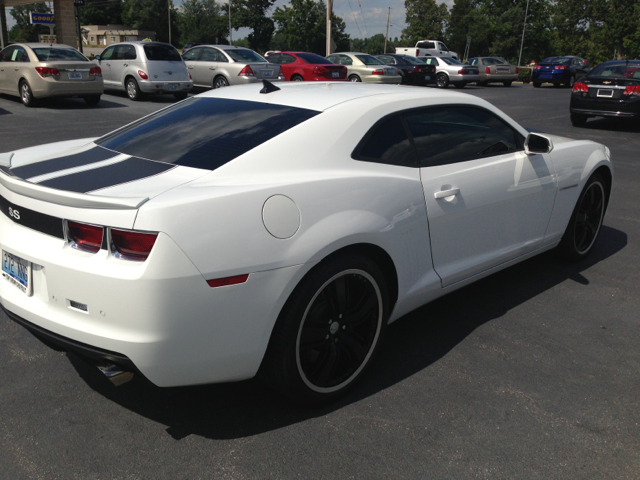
[226,49,266,63]
[356,55,385,66]
[297,53,333,65]
[97,98,319,170]
[589,62,640,80]
[144,44,182,61]
[33,48,88,62]
[440,57,463,66]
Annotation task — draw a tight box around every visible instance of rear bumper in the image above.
[448,73,480,83]
[480,73,518,82]
[362,75,402,84]
[32,79,104,98]
[570,95,640,118]
[532,71,570,83]
[139,80,193,94]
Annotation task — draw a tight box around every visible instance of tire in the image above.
[260,253,389,405]
[20,80,37,107]
[557,173,608,262]
[568,75,576,88]
[213,76,229,89]
[436,72,449,88]
[454,82,467,89]
[570,113,588,126]
[533,81,541,88]
[349,75,361,82]
[84,95,101,105]
[291,75,304,82]
[478,81,488,87]
[553,82,561,88]
[126,77,142,101]
[503,81,512,87]
[173,92,188,100]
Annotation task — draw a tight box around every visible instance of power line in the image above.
[345,0,362,38]
[357,0,368,36]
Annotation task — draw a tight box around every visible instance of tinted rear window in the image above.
[441,57,462,65]
[33,48,88,62]
[143,44,182,61]
[589,62,640,79]
[297,53,333,64]
[356,55,385,65]
[226,49,266,63]
[97,97,319,170]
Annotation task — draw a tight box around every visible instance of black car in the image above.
[570,60,640,126]
[375,54,436,86]
[532,56,590,88]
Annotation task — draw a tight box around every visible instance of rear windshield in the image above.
[97,97,319,170]
[226,49,266,63]
[483,57,508,65]
[542,57,570,65]
[143,44,182,61]
[440,57,463,65]
[589,62,640,79]
[33,48,88,62]
[404,56,424,64]
[356,55,385,65]
[297,53,333,64]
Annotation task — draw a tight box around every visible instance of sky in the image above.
[3,0,456,41]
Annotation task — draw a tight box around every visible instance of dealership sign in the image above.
[30,12,55,25]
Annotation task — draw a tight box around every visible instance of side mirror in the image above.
[95,54,101,61]
[525,133,553,155]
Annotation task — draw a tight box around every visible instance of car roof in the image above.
[15,43,76,48]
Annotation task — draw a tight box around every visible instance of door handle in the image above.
[14,67,19,71]
[188,66,194,69]
[434,188,460,199]
[106,63,110,66]
[209,67,216,70]
[124,63,128,67]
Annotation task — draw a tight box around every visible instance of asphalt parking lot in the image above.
[1,84,638,479]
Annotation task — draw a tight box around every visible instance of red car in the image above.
[266,52,347,81]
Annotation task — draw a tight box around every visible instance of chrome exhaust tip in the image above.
[97,363,134,386]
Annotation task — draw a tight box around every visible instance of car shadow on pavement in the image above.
[0,107,11,115]
[103,90,184,104]
[68,225,627,441]
[0,93,126,110]
[575,117,640,133]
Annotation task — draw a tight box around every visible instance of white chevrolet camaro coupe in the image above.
[0,82,612,404]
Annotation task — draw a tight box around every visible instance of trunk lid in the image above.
[245,62,280,80]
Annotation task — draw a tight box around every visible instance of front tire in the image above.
[503,81,512,87]
[533,81,541,88]
[349,75,361,82]
[570,113,588,126]
[260,253,389,405]
[126,78,142,101]
[436,72,449,88]
[20,80,37,107]
[557,174,608,261]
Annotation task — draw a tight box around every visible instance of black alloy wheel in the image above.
[260,253,388,405]
[558,174,607,261]
[436,72,449,88]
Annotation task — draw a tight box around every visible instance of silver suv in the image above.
[96,41,192,101]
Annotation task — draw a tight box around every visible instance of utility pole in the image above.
[384,7,390,53]
[229,0,233,45]
[326,0,332,56]
[517,0,530,67]
[168,0,171,44]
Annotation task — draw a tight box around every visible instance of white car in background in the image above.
[0,82,612,404]
[419,56,480,88]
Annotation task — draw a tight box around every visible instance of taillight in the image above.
[89,66,102,77]
[207,274,249,288]
[534,65,541,70]
[572,81,588,93]
[238,65,254,76]
[371,69,384,75]
[623,85,640,96]
[35,67,60,78]
[413,66,421,73]
[458,69,472,74]
[416,49,419,57]
[515,67,519,74]
[486,67,491,74]
[278,66,284,77]
[111,229,158,261]
[138,70,148,79]
[312,66,325,75]
[555,65,566,70]
[67,221,103,254]
[189,72,192,79]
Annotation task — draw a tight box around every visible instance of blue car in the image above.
[532,56,591,88]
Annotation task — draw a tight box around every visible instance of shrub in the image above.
[518,67,532,83]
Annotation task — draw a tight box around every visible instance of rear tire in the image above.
[533,81,541,88]
[291,75,304,82]
[213,76,229,88]
[436,72,449,88]
[126,78,142,101]
[503,81,512,87]
[454,82,467,89]
[84,95,101,105]
[557,173,608,262]
[349,75,361,82]
[20,80,37,107]
[570,113,588,126]
[478,81,488,87]
[173,92,188,100]
[260,253,389,405]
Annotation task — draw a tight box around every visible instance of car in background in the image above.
[532,56,590,88]
[570,60,640,126]
[418,56,479,88]
[182,42,209,54]
[95,41,191,101]
[0,43,103,107]
[183,45,284,89]
[0,82,612,405]
[326,52,401,84]
[266,52,347,81]
[467,57,519,87]
[374,54,435,86]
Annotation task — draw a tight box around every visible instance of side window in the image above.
[378,55,393,64]
[425,58,437,66]
[280,54,296,64]
[14,47,30,62]
[405,106,522,167]
[352,114,417,167]
[339,55,353,66]
[267,53,282,64]
[469,58,477,66]
[215,50,229,62]
[200,48,217,62]
[438,42,447,51]
[0,47,14,62]
[101,46,115,60]
[182,47,201,61]
[326,55,336,63]
[123,45,136,60]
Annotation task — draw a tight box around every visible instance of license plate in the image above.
[2,250,31,295]
[169,84,178,91]
[540,74,552,79]
[496,68,509,73]
[263,70,273,78]
[597,89,613,97]
[332,72,339,78]
[68,72,82,80]
[425,75,431,80]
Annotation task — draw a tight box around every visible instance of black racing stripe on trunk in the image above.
[10,146,118,180]
[36,157,175,193]
[0,195,64,239]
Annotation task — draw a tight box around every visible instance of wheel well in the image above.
[124,75,135,85]
[291,74,303,79]
[214,75,227,84]
[594,165,613,207]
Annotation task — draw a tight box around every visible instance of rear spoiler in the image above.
[0,168,148,210]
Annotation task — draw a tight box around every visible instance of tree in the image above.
[9,3,50,43]
[402,0,449,45]
[79,0,124,26]
[122,0,180,45]
[179,0,229,45]
[352,33,399,54]
[232,0,275,54]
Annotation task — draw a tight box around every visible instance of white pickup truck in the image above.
[395,40,459,60]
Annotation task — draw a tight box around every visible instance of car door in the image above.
[413,106,556,287]
[6,46,30,91]
[182,47,202,86]
[109,44,131,88]
[278,53,297,79]
[195,47,220,87]
[0,46,16,93]
[98,45,116,86]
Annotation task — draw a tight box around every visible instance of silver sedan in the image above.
[326,52,402,84]
[0,43,103,107]
[419,56,480,88]
[183,45,284,89]
[467,57,519,86]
